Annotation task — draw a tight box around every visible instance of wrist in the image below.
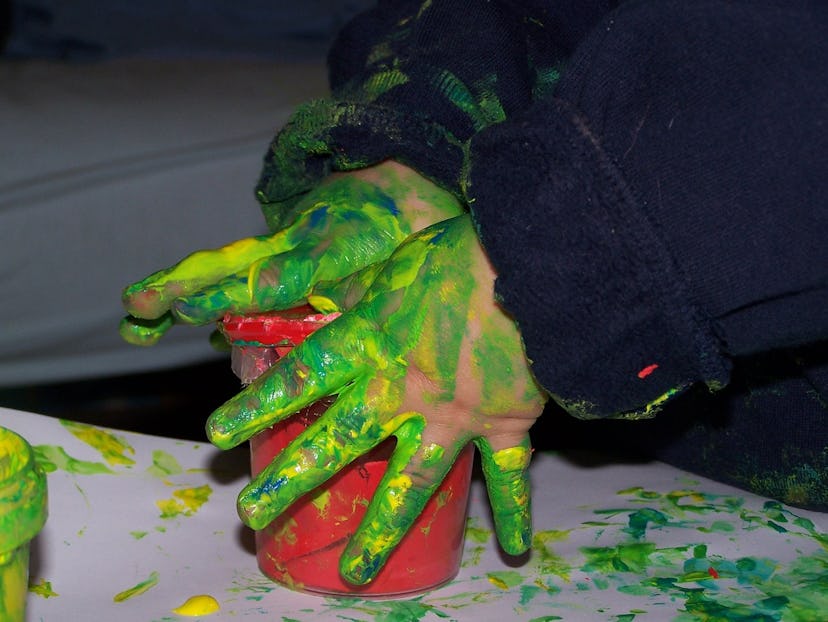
[328,160,465,234]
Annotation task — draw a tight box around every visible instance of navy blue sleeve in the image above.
[468,0,828,418]
[254,0,615,229]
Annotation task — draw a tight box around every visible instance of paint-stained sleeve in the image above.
[253,0,616,231]
[467,0,828,419]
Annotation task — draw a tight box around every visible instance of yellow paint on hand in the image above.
[307,294,341,314]
[172,594,221,616]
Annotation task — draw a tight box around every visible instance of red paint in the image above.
[707,566,719,579]
[221,310,474,596]
[637,363,659,379]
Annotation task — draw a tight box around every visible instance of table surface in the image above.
[3,407,826,622]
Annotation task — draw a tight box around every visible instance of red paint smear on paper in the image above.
[707,566,719,579]
[637,364,659,379]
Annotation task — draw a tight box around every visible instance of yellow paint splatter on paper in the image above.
[172,594,221,616]
[60,419,135,467]
[157,485,213,519]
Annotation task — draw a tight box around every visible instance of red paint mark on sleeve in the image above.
[707,566,719,579]
[637,363,659,379]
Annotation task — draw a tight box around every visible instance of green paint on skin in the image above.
[207,215,545,584]
[475,439,533,555]
[60,419,135,467]
[156,485,212,519]
[121,161,464,346]
[33,444,113,475]
[118,312,173,346]
[113,571,160,602]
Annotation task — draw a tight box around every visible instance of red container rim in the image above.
[220,305,340,346]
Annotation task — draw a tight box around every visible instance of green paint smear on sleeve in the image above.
[113,571,160,602]
[60,419,136,467]
[33,445,113,475]
[146,450,183,478]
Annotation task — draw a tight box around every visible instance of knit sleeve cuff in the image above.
[254,97,472,232]
[467,99,731,419]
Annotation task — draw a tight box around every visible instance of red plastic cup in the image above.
[220,307,474,597]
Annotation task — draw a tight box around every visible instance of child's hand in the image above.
[206,214,548,585]
[120,161,463,345]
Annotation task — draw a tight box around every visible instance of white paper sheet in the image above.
[2,407,825,621]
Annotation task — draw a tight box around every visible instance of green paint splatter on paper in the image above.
[156,485,212,519]
[113,571,160,602]
[33,445,113,475]
[28,578,58,598]
[60,419,135,467]
[146,450,183,478]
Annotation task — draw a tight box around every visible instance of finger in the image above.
[474,436,533,555]
[307,262,384,313]
[118,313,174,346]
[122,234,289,319]
[205,312,372,449]
[169,250,317,325]
[171,203,404,324]
[339,421,463,585]
[235,382,416,530]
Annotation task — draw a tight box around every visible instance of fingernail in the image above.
[122,288,162,318]
[340,553,380,586]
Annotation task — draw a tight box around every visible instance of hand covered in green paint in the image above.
[206,214,548,585]
[120,161,463,345]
